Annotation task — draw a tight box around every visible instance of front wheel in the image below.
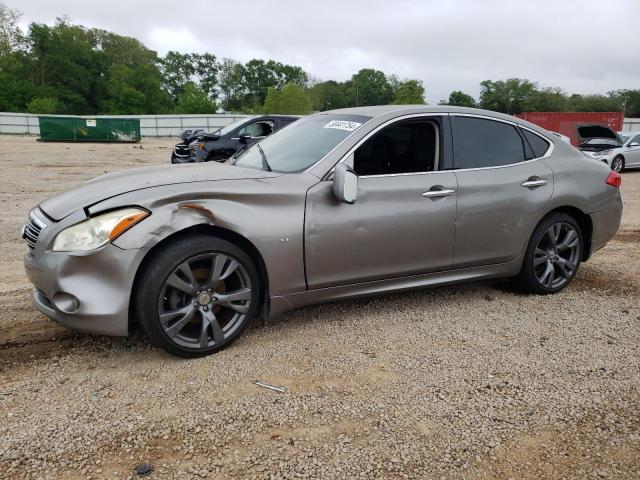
[134,235,260,357]
[611,155,625,173]
[518,213,583,294]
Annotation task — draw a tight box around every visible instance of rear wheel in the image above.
[611,155,625,173]
[518,213,583,294]
[134,235,260,357]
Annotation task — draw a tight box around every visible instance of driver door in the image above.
[304,117,458,289]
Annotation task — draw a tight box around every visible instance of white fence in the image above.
[0,113,250,137]
[622,118,640,132]
[3,111,639,137]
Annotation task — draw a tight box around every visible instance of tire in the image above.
[517,213,583,295]
[611,155,625,173]
[134,235,260,357]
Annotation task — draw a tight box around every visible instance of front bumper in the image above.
[24,244,144,336]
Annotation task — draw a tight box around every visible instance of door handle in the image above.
[521,179,547,188]
[421,188,455,198]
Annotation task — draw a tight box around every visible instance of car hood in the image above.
[577,124,621,142]
[39,162,279,221]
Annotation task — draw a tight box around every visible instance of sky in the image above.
[10,0,640,104]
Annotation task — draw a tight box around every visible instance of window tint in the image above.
[239,121,273,137]
[353,121,438,176]
[522,129,551,158]
[452,117,526,169]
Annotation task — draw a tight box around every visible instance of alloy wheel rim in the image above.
[612,158,623,173]
[533,222,580,290]
[158,253,252,349]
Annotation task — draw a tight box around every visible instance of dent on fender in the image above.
[176,202,216,223]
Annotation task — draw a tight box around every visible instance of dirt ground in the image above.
[0,136,639,479]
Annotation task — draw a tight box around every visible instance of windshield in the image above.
[233,114,371,172]
[211,117,256,136]
[619,133,631,143]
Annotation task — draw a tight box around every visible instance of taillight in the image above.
[605,171,622,188]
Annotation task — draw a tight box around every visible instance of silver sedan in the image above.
[583,131,640,172]
[23,106,623,357]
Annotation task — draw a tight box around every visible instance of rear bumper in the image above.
[589,191,623,256]
[24,244,144,336]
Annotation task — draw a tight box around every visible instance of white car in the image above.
[579,125,640,172]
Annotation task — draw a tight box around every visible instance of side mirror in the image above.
[239,132,252,144]
[629,142,639,148]
[333,162,358,204]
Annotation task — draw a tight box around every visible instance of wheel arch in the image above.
[541,206,593,261]
[129,224,270,330]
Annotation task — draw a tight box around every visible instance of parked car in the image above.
[577,125,640,172]
[612,131,640,172]
[170,115,299,164]
[23,106,622,357]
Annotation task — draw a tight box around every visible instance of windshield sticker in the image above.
[323,120,362,132]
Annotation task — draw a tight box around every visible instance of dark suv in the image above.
[171,115,299,164]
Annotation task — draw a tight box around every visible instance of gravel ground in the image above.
[0,136,639,480]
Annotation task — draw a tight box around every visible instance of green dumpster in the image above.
[38,116,141,143]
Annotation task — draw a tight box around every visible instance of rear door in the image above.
[451,115,554,268]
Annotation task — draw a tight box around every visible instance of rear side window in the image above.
[452,116,526,169]
[522,129,551,158]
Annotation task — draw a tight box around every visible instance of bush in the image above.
[26,97,57,114]
[262,83,312,115]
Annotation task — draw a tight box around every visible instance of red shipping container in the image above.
[514,112,624,146]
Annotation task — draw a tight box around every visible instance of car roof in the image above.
[259,114,300,120]
[323,105,524,122]
[321,105,553,137]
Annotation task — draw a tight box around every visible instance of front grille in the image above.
[23,209,47,252]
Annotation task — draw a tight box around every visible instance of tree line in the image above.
[1,4,638,117]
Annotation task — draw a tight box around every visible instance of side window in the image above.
[522,129,551,158]
[630,134,640,145]
[452,117,526,169]
[353,121,439,176]
[239,121,274,138]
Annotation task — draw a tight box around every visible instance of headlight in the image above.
[52,207,149,252]
[590,149,613,157]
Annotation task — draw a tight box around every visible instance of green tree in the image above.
[566,94,619,112]
[479,78,538,114]
[159,51,195,103]
[217,57,245,111]
[439,90,477,107]
[192,53,218,99]
[174,82,217,113]
[393,79,425,104]
[0,3,36,111]
[349,68,393,106]
[612,89,640,117]
[243,58,278,108]
[0,2,23,55]
[529,87,568,111]
[310,80,351,111]
[262,83,312,114]
[26,96,57,113]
